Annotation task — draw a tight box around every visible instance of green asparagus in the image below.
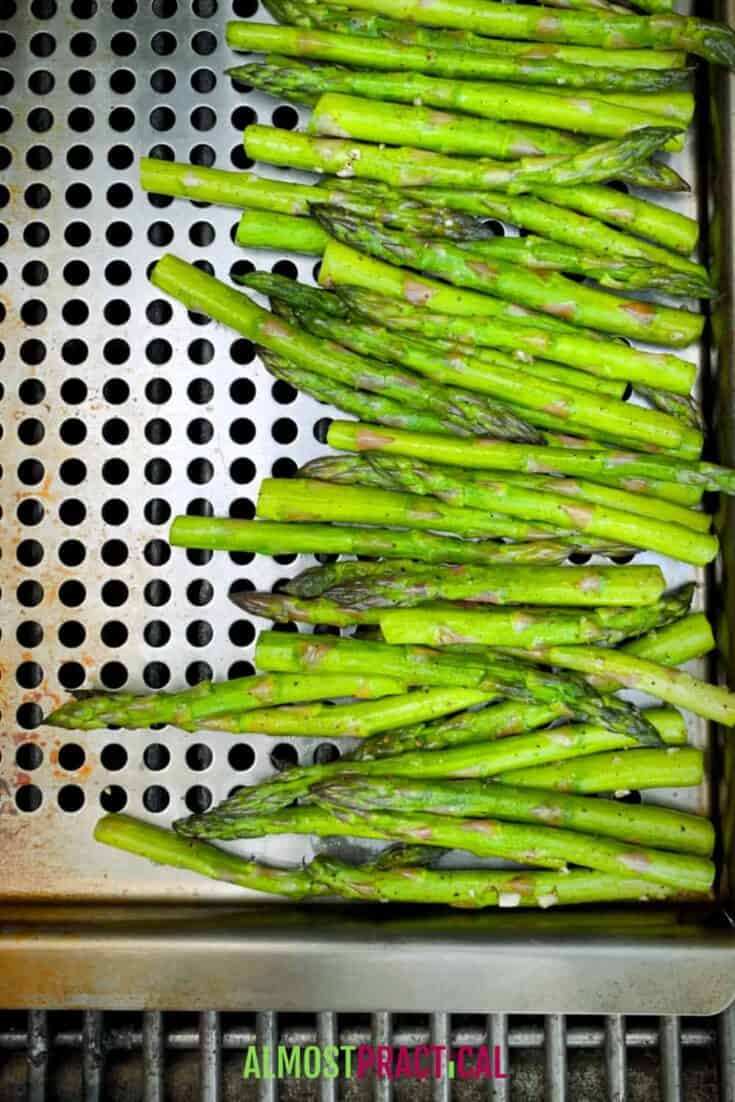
[314,776,715,855]
[45,672,409,730]
[236,210,329,253]
[314,0,735,68]
[498,746,704,793]
[327,419,735,497]
[315,212,704,349]
[244,123,679,194]
[227,22,691,90]
[229,59,687,139]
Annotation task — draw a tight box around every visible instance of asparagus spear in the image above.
[148,253,548,444]
[229,59,683,139]
[405,188,704,274]
[327,419,735,497]
[294,298,698,453]
[256,476,573,540]
[45,672,409,731]
[232,589,386,626]
[378,599,697,648]
[236,210,329,254]
[451,235,704,296]
[94,813,323,897]
[238,271,349,315]
[254,629,658,738]
[532,183,697,255]
[338,286,698,397]
[317,452,709,533]
[372,842,450,867]
[180,796,715,893]
[315,776,715,855]
[329,455,717,566]
[355,612,707,760]
[319,562,666,608]
[181,713,681,819]
[322,239,604,333]
[262,351,480,437]
[226,22,691,90]
[314,211,704,350]
[499,746,704,793]
[503,645,735,726]
[307,857,703,907]
[261,1,688,69]
[180,687,500,736]
[244,123,679,194]
[636,385,705,432]
[311,0,735,67]
[141,158,491,240]
[168,516,609,564]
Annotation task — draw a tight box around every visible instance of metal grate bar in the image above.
[26,1010,48,1102]
[487,1013,510,1102]
[604,1015,627,1102]
[720,1004,735,1102]
[545,1015,567,1102]
[431,1012,451,1102]
[82,1011,104,1102]
[317,1012,338,1102]
[659,1017,683,1102]
[199,1010,222,1102]
[371,1011,394,1102]
[257,1011,278,1102]
[142,1011,164,1102]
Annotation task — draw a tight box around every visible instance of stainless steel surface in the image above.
[487,1014,510,1102]
[143,1010,165,1102]
[0,1007,729,1100]
[256,1012,278,1102]
[199,1009,222,1102]
[545,1015,566,1102]
[0,0,734,1014]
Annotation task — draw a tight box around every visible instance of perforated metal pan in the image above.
[1,0,735,1014]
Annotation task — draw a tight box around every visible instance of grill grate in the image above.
[0,1007,729,1100]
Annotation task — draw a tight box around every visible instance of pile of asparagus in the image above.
[56,576,724,905]
[76,0,735,906]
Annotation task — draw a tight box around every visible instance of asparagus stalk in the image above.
[141,158,491,240]
[261,1,688,69]
[330,455,717,566]
[180,687,500,736]
[181,797,715,893]
[636,386,705,432]
[227,22,690,90]
[319,562,666,608]
[315,212,703,350]
[315,776,715,855]
[231,589,386,626]
[327,419,735,497]
[321,239,605,332]
[406,187,703,271]
[94,813,323,897]
[532,183,697,255]
[504,645,735,726]
[295,297,699,453]
[236,210,329,253]
[316,452,709,533]
[45,672,409,731]
[451,235,705,296]
[256,476,573,540]
[254,629,658,738]
[312,0,735,67]
[168,516,605,564]
[261,351,476,437]
[355,615,707,759]
[182,712,682,819]
[378,599,695,648]
[244,122,679,194]
[372,842,450,867]
[238,271,349,315]
[338,286,698,399]
[499,746,704,793]
[307,857,702,907]
[229,59,685,139]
